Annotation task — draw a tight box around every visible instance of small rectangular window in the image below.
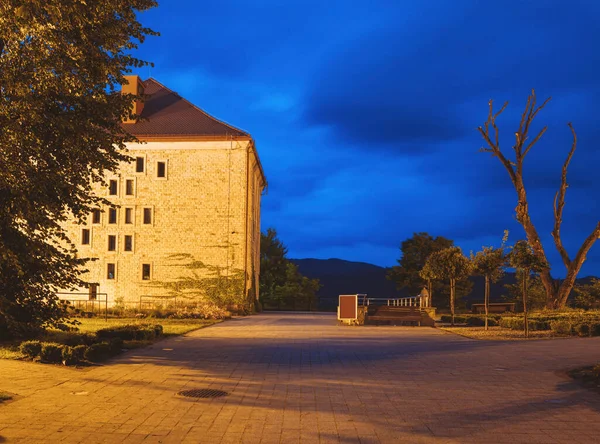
[92,209,101,224]
[108,235,116,251]
[107,263,116,280]
[135,156,145,173]
[142,264,151,281]
[109,180,118,195]
[124,235,133,252]
[157,161,166,178]
[125,208,133,224]
[143,208,152,224]
[82,229,90,245]
[108,208,117,224]
[125,179,134,196]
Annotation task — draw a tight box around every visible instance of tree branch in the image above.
[523,127,547,157]
[551,123,577,269]
[478,100,517,184]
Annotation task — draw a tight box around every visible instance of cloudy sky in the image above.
[133,0,600,277]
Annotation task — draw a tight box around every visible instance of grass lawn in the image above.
[440,326,561,340]
[0,317,221,360]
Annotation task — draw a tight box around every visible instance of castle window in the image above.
[108,208,117,224]
[125,207,133,224]
[82,229,90,245]
[92,209,101,224]
[143,207,152,224]
[156,161,167,179]
[108,180,118,195]
[135,156,145,173]
[125,179,135,196]
[142,263,151,281]
[107,263,116,280]
[124,235,133,252]
[108,235,116,251]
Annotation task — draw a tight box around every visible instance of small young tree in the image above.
[471,232,508,330]
[422,247,472,325]
[508,240,549,337]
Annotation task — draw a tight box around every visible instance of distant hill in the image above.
[291,258,406,311]
[291,258,598,311]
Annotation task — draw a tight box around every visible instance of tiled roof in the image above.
[122,78,250,139]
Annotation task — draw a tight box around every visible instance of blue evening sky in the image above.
[132,0,600,277]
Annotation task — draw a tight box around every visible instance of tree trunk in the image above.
[427,279,433,308]
[484,275,490,331]
[523,270,529,338]
[450,278,456,326]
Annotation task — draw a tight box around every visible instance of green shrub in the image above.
[499,317,522,330]
[63,333,97,347]
[440,315,467,323]
[575,323,591,337]
[84,342,112,362]
[152,324,163,336]
[498,317,550,331]
[72,345,88,362]
[19,340,42,359]
[466,316,499,327]
[96,324,161,342]
[550,320,573,335]
[109,338,124,354]
[528,319,551,331]
[62,346,77,365]
[40,343,64,363]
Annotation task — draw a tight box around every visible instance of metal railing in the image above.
[56,292,108,321]
[139,295,178,311]
[362,296,423,308]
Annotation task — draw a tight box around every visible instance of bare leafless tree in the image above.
[478,91,600,309]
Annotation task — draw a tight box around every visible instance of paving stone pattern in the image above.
[1,313,600,443]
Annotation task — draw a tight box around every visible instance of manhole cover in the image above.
[177,389,228,399]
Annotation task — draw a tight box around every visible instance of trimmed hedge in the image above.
[499,317,551,331]
[40,343,64,363]
[16,323,164,365]
[96,324,162,341]
[84,342,113,362]
[440,314,502,324]
[19,340,42,359]
[466,316,499,327]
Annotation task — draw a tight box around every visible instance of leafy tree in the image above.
[0,1,157,338]
[507,240,549,337]
[388,233,454,304]
[479,91,600,309]
[470,232,508,330]
[572,279,600,309]
[259,228,289,301]
[260,229,320,310]
[422,247,472,325]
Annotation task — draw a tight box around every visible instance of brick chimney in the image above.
[122,75,145,124]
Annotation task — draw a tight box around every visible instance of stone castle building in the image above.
[63,76,266,308]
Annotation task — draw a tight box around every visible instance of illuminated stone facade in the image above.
[63,77,266,307]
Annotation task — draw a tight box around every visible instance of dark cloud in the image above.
[134,1,600,277]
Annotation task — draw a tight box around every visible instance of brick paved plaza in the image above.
[1,313,600,443]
